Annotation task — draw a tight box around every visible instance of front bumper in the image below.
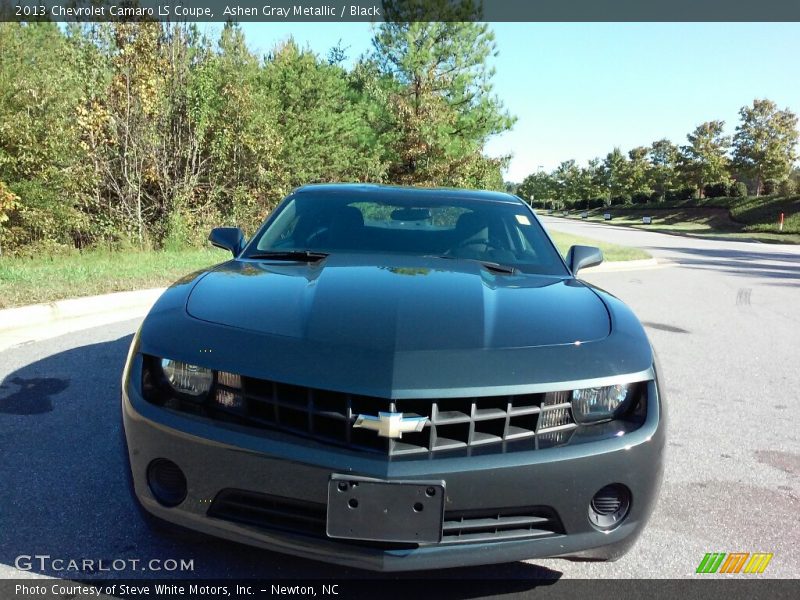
[122,355,665,572]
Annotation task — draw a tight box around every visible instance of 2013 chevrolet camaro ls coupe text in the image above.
[121,184,665,572]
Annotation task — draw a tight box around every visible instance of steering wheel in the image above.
[444,238,504,257]
[305,227,329,246]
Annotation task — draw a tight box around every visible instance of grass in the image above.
[548,231,651,262]
[0,247,227,309]
[559,194,800,244]
[0,235,651,309]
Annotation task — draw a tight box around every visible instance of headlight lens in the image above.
[571,384,629,424]
[161,359,213,398]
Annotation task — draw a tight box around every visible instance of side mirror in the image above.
[566,245,603,276]
[209,227,245,257]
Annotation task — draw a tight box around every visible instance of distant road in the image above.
[1,219,798,582]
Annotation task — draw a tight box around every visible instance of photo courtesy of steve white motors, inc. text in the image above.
[14,583,339,597]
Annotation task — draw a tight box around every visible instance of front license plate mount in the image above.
[326,474,445,543]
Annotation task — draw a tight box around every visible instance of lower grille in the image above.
[207,489,326,537]
[208,489,563,547]
[442,507,564,544]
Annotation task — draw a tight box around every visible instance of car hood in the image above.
[184,255,610,351]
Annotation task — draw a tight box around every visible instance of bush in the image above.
[729,181,748,197]
[588,198,605,209]
[704,182,729,198]
[610,194,630,206]
[631,192,651,205]
[649,191,662,203]
[778,179,796,197]
[762,179,779,195]
[665,187,695,201]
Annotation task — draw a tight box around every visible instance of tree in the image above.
[649,139,679,201]
[553,160,582,200]
[371,0,515,187]
[601,148,628,205]
[0,22,86,249]
[624,146,653,197]
[732,99,799,195]
[680,121,731,197]
[262,39,385,188]
[0,180,19,254]
[517,171,557,206]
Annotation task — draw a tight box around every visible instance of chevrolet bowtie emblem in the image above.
[353,412,429,439]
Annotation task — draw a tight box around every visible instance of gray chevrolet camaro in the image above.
[121,184,665,572]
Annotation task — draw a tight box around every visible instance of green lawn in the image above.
[559,194,800,244]
[0,237,650,309]
[548,231,651,262]
[0,247,227,309]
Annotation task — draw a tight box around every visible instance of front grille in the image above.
[211,376,579,457]
[208,489,563,547]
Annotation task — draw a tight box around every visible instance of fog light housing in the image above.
[588,483,631,530]
[147,459,187,507]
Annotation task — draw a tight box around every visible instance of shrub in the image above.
[665,187,695,201]
[778,179,796,197]
[588,198,605,209]
[649,191,662,203]
[762,179,779,195]
[704,182,729,198]
[631,192,651,205]
[729,181,748,197]
[610,194,630,206]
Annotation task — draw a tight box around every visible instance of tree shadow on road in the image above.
[0,335,562,589]
[651,246,800,281]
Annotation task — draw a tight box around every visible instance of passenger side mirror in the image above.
[209,227,245,257]
[566,245,603,276]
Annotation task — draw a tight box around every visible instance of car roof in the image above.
[293,183,525,206]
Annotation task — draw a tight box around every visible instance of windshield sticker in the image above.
[515,214,531,225]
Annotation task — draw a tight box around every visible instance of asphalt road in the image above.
[1,219,798,583]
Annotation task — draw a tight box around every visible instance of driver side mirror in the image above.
[209,227,245,257]
[566,245,603,276]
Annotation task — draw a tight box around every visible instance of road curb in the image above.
[582,258,660,273]
[0,287,165,333]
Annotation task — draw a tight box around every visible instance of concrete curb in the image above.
[0,287,165,333]
[582,258,660,273]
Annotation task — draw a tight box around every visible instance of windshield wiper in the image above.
[430,255,516,274]
[247,250,329,262]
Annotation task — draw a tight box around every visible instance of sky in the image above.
[206,22,800,182]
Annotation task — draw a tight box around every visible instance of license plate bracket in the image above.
[326,474,445,543]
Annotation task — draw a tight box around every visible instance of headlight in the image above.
[161,359,213,398]
[571,384,630,424]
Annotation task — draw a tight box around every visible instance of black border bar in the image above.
[2,0,800,23]
[3,579,800,600]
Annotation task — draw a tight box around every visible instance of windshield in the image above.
[245,191,568,275]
